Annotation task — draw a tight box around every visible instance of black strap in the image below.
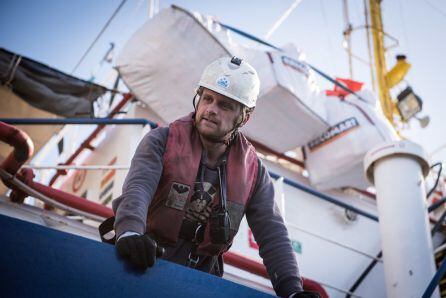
[217,161,227,211]
[187,224,205,268]
[98,216,116,244]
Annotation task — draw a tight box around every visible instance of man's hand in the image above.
[116,234,165,270]
[290,291,321,298]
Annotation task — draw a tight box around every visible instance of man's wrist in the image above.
[117,231,141,241]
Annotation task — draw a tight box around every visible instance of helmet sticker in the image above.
[216,76,230,90]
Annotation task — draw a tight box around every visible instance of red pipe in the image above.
[224,251,329,297]
[49,93,134,186]
[0,121,35,202]
[29,180,114,218]
[0,120,114,216]
[0,121,34,175]
[248,138,305,169]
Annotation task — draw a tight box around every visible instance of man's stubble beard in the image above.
[196,121,230,143]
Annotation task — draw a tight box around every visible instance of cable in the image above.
[319,0,338,75]
[264,0,303,40]
[71,0,128,74]
[427,162,443,198]
[397,0,412,57]
[287,222,382,262]
[422,0,446,20]
[346,251,382,298]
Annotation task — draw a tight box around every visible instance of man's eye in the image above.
[222,104,234,111]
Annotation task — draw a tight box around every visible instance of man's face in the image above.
[195,88,243,143]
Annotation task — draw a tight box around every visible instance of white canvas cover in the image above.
[304,90,400,190]
[116,5,329,152]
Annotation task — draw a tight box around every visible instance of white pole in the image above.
[364,140,439,298]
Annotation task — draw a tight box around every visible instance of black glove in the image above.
[292,291,321,298]
[116,234,165,270]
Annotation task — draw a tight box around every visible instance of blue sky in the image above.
[1,0,446,161]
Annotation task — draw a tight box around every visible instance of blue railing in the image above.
[1,117,379,223]
[0,118,158,129]
[269,172,378,222]
[0,214,273,297]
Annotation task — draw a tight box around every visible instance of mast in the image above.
[342,0,354,78]
[369,0,394,122]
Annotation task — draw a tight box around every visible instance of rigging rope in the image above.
[218,21,369,104]
[422,0,446,20]
[264,0,302,40]
[287,222,383,262]
[71,0,128,74]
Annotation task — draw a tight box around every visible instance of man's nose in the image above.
[205,101,218,115]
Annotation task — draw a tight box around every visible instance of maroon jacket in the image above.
[147,113,259,255]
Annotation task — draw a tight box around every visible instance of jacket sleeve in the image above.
[112,127,168,238]
[245,159,303,297]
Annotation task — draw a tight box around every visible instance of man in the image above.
[112,57,317,297]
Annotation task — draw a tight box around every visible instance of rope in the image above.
[264,0,303,40]
[71,0,128,74]
[286,222,383,262]
[218,21,369,104]
[422,0,446,20]
[4,55,22,87]
[0,168,105,222]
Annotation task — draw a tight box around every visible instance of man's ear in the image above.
[239,111,251,127]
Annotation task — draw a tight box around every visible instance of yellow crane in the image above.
[368,0,412,124]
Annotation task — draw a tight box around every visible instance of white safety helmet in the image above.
[198,56,260,108]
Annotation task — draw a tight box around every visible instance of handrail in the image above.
[0,168,112,221]
[1,167,326,294]
[269,172,379,222]
[0,118,158,128]
[422,256,446,298]
[428,196,446,213]
[0,119,327,295]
